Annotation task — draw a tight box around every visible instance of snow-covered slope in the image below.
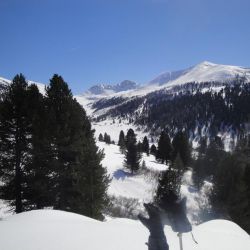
[78,61,250,103]
[0,76,46,95]
[84,80,138,96]
[150,61,250,86]
[98,141,165,201]
[0,209,249,250]
[0,77,11,86]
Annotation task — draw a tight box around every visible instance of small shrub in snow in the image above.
[105,195,144,219]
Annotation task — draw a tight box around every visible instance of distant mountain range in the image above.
[1,61,250,97]
[84,80,138,96]
[150,61,250,86]
[82,61,250,97]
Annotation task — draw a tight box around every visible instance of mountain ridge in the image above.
[84,80,139,96]
[1,61,250,97]
[149,61,250,86]
[80,61,250,99]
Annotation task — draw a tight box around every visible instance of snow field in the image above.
[98,141,165,201]
[0,209,249,250]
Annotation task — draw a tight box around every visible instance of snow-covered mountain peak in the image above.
[83,80,138,96]
[150,61,250,87]
[196,61,216,67]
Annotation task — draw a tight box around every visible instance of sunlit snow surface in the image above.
[98,141,165,201]
[98,140,213,224]
[1,62,250,249]
[0,210,249,250]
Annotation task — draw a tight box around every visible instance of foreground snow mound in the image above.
[0,210,249,250]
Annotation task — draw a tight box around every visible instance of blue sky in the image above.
[0,0,250,94]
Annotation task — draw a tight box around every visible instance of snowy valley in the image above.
[0,61,250,250]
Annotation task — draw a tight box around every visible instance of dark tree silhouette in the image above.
[138,203,169,250]
[124,129,141,174]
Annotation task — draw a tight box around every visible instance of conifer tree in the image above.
[118,130,125,146]
[23,84,53,209]
[118,130,126,154]
[45,74,110,218]
[150,144,157,156]
[98,133,104,142]
[0,74,31,213]
[155,168,181,205]
[156,131,172,164]
[142,136,149,155]
[104,132,111,144]
[68,100,110,219]
[124,128,141,174]
[137,140,143,153]
[172,131,191,167]
[170,153,184,174]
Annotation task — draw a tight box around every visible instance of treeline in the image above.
[99,128,190,178]
[0,74,109,220]
[98,132,115,144]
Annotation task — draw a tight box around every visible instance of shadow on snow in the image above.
[113,169,133,180]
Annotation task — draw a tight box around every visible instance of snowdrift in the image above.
[0,210,249,250]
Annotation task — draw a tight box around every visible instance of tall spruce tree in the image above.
[98,133,104,142]
[172,131,191,167]
[150,144,157,156]
[66,100,110,219]
[118,130,125,148]
[23,84,53,209]
[137,140,143,153]
[0,74,32,213]
[155,168,181,205]
[124,128,141,174]
[156,131,172,164]
[118,130,126,154]
[142,136,149,155]
[104,133,111,144]
[45,74,110,219]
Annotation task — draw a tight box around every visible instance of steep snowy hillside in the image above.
[0,77,10,86]
[150,61,250,86]
[0,210,249,250]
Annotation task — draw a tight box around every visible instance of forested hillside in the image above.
[93,79,250,147]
